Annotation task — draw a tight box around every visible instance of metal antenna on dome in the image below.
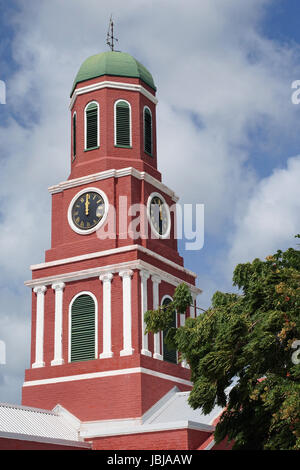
[106,15,118,51]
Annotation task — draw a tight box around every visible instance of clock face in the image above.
[149,194,170,237]
[71,191,106,231]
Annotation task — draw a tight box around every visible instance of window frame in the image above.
[143,105,153,156]
[84,101,100,151]
[68,291,98,363]
[72,111,77,161]
[114,99,132,148]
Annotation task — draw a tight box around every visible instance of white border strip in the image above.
[48,167,179,202]
[23,367,192,388]
[26,258,202,296]
[29,244,197,279]
[70,80,158,110]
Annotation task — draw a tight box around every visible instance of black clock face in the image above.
[149,195,169,236]
[71,191,106,231]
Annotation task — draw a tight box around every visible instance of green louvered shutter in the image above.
[72,113,76,159]
[144,108,152,155]
[116,101,130,147]
[71,294,96,362]
[162,298,177,364]
[86,102,98,150]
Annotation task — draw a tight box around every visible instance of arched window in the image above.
[144,106,152,155]
[70,293,97,362]
[85,101,99,150]
[72,112,76,160]
[162,296,177,364]
[115,100,131,147]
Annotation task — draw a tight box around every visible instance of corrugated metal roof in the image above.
[0,403,81,444]
[144,390,223,426]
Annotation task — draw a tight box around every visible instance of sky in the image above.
[0,0,299,404]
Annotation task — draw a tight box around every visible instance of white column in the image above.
[180,312,189,368]
[119,270,134,356]
[99,272,114,359]
[32,285,47,368]
[152,275,163,360]
[140,270,151,357]
[190,292,197,318]
[51,282,65,366]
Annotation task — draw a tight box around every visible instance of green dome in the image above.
[71,51,156,96]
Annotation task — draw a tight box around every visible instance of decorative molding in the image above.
[99,273,114,359]
[119,270,134,356]
[139,269,151,357]
[30,244,196,281]
[51,282,65,366]
[26,259,201,301]
[32,285,47,369]
[152,275,162,361]
[48,167,179,203]
[23,367,193,388]
[70,80,158,110]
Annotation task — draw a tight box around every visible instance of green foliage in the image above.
[145,238,300,450]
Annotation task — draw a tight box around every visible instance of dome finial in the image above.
[106,15,119,52]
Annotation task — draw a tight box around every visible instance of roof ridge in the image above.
[0,402,57,415]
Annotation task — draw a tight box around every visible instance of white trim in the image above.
[26,259,202,300]
[68,291,98,363]
[79,419,214,439]
[32,286,47,369]
[72,111,77,161]
[84,101,99,150]
[114,99,132,147]
[204,438,215,450]
[143,105,153,155]
[51,282,65,366]
[23,366,192,388]
[70,80,158,110]
[119,270,134,356]
[161,295,178,365]
[99,273,113,359]
[67,186,109,235]
[48,166,179,203]
[147,192,171,239]
[30,244,196,280]
[152,275,162,360]
[139,270,151,357]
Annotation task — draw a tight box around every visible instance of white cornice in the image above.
[48,167,179,202]
[25,257,202,295]
[30,244,197,279]
[79,419,214,439]
[23,366,193,388]
[70,80,158,110]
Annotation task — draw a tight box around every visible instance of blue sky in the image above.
[0,0,300,404]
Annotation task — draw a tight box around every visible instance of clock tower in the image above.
[22,51,200,427]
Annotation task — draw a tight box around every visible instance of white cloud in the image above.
[226,155,300,272]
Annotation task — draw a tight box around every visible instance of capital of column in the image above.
[33,285,47,295]
[139,269,150,281]
[151,274,161,285]
[99,272,114,283]
[119,269,133,279]
[52,282,65,292]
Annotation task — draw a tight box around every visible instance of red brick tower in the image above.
[22,51,200,424]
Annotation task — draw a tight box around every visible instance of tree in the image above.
[145,238,300,450]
